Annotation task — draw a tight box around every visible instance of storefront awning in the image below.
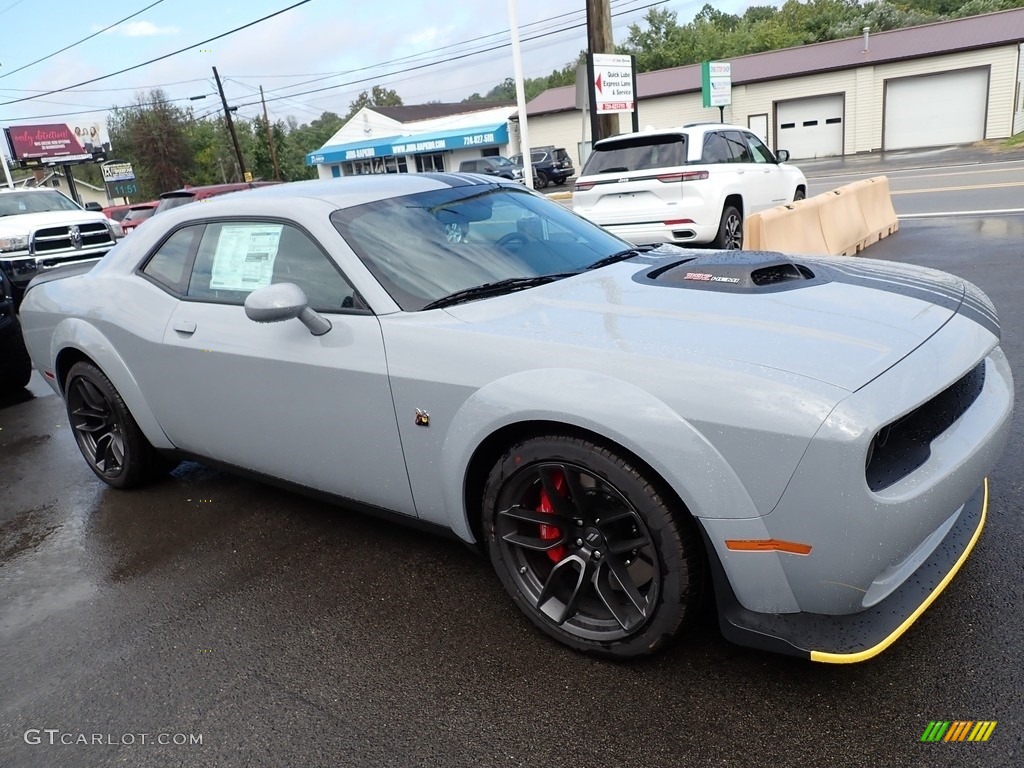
[307,122,509,166]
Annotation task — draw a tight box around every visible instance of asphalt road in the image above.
[2,219,1023,768]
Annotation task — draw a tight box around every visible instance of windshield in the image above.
[0,190,82,216]
[492,156,514,167]
[123,207,155,222]
[153,194,196,215]
[582,135,688,175]
[331,185,629,311]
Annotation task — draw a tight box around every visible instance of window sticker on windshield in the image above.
[209,224,283,290]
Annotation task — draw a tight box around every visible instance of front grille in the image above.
[31,222,114,255]
[866,361,987,491]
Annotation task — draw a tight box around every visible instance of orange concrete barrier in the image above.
[744,174,898,256]
[745,196,829,255]
[818,186,870,256]
[854,176,900,246]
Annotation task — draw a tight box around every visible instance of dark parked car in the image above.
[458,156,525,182]
[0,268,31,392]
[508,146,575,189]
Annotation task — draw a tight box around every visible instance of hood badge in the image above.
[414,409,430,427]
[68,225,83,250]
[684,271,740,284]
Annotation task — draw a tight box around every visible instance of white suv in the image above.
[572,123,806,249]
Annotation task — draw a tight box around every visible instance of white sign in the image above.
[209,224,283,291]
[101,162,135,182]
[592,53,635,114]
[704,61,732,107]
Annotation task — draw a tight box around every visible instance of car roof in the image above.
[150,174,512,223]
[593,123,753,147]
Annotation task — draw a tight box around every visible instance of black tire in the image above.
[64,361,169,489]
[711,205,743,250]
[483,435,704,659]
[793,187,806,201]
[0,322,32,392]
[533,171,549,190]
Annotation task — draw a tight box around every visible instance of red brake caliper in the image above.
[537,472,569,563]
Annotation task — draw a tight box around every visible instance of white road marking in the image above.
[899,208,1024,218]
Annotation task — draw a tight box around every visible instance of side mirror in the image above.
[244,282,332,336]
[84,201,103,211]
[776,149,791,163]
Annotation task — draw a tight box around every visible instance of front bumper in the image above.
[1,252,107,301]
[704,480,988,663]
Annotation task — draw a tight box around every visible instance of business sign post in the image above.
[101,160,137,202]
[702,61,732,121]
[587,52,639,141]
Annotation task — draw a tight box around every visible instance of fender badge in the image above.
[414,409,430,427]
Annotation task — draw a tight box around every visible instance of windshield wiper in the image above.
[421,273,576,310]
[585,243,662,271]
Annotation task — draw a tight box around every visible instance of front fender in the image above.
[440,369,761,542]
[50,318,174,450]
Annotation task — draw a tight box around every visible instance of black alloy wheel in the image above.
[793,188,806,201]
[65,361,169,489]
[533,171,549,190]
[713,205,743,250]
[484,435,704,658]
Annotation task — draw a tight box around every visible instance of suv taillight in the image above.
[657,171,709,183]
[574,181,595,192]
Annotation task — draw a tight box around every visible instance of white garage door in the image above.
[776,95,844,159]
[884,68,988,150]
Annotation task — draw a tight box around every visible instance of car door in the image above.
[719,130,772,214]
[142,218,416,516]
[741,131,792,208]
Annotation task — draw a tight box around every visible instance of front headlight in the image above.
[109,221,125,239]
[0,234,30,252]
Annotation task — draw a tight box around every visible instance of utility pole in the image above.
[213,66,247,182]
[260,85,282,181]
[586,0,618,143]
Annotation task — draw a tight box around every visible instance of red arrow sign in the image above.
[595,73,603,93]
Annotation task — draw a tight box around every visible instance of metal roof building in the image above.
[524,8,1024,168]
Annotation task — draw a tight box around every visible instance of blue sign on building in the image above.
[307,123,510,166]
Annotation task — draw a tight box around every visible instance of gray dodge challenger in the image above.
[18,175,1013,661]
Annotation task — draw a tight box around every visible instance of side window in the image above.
[141,225,202,294]
[185,221,360,312]
[701,132,732,164]
[745,133,776,163]
[723,131,752,162]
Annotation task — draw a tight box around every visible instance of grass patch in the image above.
[1005,132,1024,148]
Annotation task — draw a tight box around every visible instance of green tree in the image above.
[343,86,403,121]
[108,89,196,199]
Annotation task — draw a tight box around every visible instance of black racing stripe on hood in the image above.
[823,262,1000,338]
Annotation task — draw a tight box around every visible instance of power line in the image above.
[235,0,668,112]
[0,77,212,95]
[0,0,314,107]
[0,0,167,81]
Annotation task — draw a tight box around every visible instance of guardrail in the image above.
[745,176,899,255]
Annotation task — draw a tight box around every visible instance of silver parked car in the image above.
[19,176,1012,661]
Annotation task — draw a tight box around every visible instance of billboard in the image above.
[3,121,111,165]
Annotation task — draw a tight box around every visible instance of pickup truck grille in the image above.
[31,222,114,255]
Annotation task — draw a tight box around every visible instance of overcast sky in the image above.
[0,0,751,132]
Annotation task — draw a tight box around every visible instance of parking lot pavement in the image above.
[1,217,1022,768]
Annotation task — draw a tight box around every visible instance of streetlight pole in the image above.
[508,0,533,189]
[213,66,247,183]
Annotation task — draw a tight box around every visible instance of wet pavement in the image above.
[1,218,1023,767]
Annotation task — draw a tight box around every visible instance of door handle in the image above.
[173,320,197,335]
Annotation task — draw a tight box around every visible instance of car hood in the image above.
[443,252,986,392]
[0,209,110,235]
